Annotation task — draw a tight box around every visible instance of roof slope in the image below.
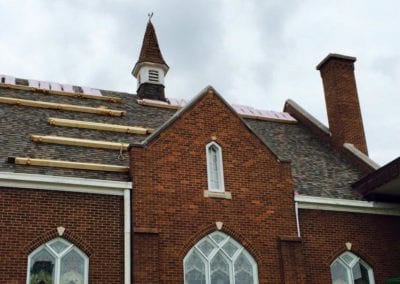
[0,80,365,199]
[0,86,175,181]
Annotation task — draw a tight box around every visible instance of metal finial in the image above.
[148,12,154,21]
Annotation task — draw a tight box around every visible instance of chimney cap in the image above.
[316,53,357,70]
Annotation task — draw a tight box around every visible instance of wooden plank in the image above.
[0,97,125,116]
[48,117,152,134]
[11,157,129,172]
[137,99,182,110]
[0,82,121,103]
[31,134,129,150]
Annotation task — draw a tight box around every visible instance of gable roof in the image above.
[0,75,369,199]
[131,85,288,162]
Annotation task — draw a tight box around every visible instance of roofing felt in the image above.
[0,79,365,199]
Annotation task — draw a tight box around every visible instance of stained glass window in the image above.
[330,252,374,284]
[184,231,258,284]
[28,238,88,284]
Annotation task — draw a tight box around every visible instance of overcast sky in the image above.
[0,0,399,165]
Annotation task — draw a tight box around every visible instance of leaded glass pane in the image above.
[210,232,227,245]
[197,239,216,257]
[60,249,85,284]
[352,261,362,280]
[222,240,239,258]
[49,239,70,254]
[211,252,230,284]
[331,260,351,284]
[185,250,206,284]
[234,252,254,284]
[355,263,370,284]
[29,248,55,284]
[209,146,220,189]
[341,253,355,265]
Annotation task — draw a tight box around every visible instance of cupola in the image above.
[132,16,169,101]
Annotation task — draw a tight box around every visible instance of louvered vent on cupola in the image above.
[148,70,159,82]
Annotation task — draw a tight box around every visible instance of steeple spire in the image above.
[132,16,169,101]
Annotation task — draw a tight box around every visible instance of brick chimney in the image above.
[316,54,368,155]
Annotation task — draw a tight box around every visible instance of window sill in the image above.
[204,190,232,199]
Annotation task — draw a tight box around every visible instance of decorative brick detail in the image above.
[23,227,94,256]
[179,223,262,262]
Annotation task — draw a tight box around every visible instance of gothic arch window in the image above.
[330,252,375,284]
[206,142,225,192]
[184,231,258,284]
[27,238,88,284]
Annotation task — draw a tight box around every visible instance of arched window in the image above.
[330,252,374,284]
[27,238,88,284]
[206,142,225,192]
[184,231,258,284]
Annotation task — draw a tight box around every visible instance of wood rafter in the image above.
[0,97,125,116]
[9,157,129,172]
[48,117,153,134]
[31,135,129,151]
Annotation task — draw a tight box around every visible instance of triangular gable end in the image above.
[130,85,289,163]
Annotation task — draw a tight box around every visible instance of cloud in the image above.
[0,0,399,164]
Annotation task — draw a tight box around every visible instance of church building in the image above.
[0,18,399,284]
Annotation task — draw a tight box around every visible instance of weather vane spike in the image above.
[148,12,154,21]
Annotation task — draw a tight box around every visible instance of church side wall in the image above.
[0,187,124,284]
[300,209,400,283]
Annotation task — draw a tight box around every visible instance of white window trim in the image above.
[206,142,225,193]
[27,238,89,284]
[330,252,375,284]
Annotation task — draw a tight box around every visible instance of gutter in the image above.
[295,194,400,216]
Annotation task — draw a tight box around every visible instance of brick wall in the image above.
[300,209,400,283]
[0,188,124,284]
[318,55,368,155]
[130,90,299,283]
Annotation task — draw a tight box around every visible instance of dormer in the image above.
[132,18,169,101]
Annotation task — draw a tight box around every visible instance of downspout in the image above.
[124,189,131,284]
[295,201,301,238]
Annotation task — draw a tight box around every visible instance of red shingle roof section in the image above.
[136,20,168,67]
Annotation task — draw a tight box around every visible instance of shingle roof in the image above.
[135,20,168,67]
[0,78,365,199]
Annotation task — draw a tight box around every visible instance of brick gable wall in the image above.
[0,188,124,284]
[130,91,300,283]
